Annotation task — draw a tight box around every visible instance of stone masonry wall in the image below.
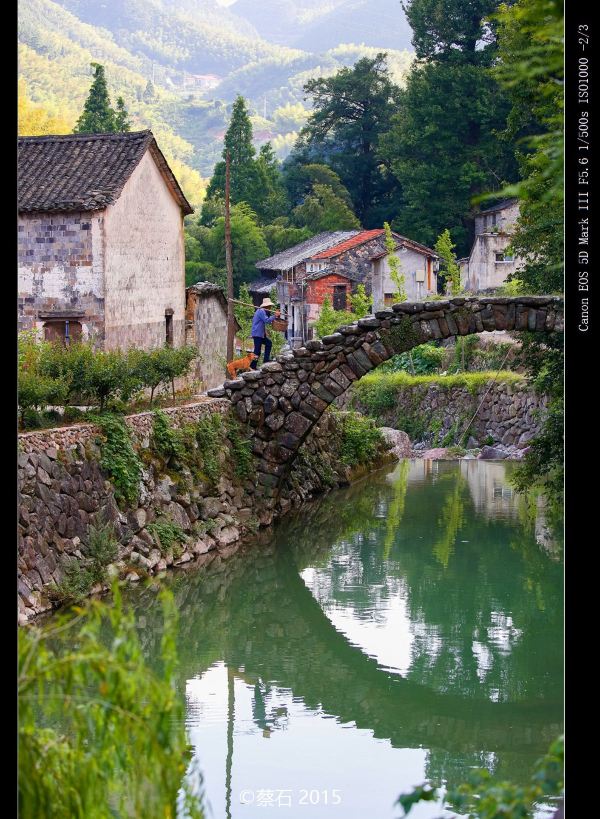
[17,402,381,623]
[185,287,229,391]
[18,211,105,343]
[349,379,546,449]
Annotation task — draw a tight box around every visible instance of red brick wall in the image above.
[306,274,351,308]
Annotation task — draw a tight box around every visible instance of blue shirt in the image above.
[251,308,276,338]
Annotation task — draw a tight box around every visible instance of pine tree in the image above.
[74,63,116,133]
[114,97,131,132]
[206,96,260,208]
[143,80,156,103]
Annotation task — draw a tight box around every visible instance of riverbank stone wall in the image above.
[17,403,390,623]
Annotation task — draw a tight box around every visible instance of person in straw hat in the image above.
[250,297,281,370]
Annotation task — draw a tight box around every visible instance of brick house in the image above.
[459,199,522,292]
[306,229,438,315]
[18,130,193,349]
[253,228,438,344]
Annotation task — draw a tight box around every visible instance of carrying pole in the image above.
[225,150,235,362]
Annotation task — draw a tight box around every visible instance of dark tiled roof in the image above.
[304,267,359,282]
[255,231,359,271]
[477,198,518,215]
[18,130,193,215]
[370,236,437,259]
[248,275,279,294]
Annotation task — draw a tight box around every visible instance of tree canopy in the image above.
[293,54,402,227]
[74,63,131,134]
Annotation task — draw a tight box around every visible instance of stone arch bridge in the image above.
[207,296,563,499]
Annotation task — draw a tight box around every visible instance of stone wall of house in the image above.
[474,201,519,236]
[328,235,386,291]
[17,402,389,623]
[18,211,105,343]
[348,379,546,449]
[103,151,187,351]
[185,286,229,390]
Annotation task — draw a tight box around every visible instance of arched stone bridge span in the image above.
[207,296,563,497]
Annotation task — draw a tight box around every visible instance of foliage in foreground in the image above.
[18,586,203,819]
[397,734,563,818]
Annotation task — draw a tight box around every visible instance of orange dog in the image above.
[227,352,258,379]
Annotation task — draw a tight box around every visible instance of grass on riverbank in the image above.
[353,371,525,416]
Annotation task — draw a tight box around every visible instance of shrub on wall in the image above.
[17,334,199,427]
[92,414,143,509]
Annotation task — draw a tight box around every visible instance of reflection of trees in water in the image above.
[284,463,563,706]
[431,472,466,568]
[108,462,561,788]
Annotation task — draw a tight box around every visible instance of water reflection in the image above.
[125,460,562,819]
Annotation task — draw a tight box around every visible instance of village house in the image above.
[459,199,523,292]
[253,228,438,344]
[252,231,359,342]
[18,130,193,350]
[306,229,439,317]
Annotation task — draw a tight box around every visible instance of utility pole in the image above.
[225,150,235,362]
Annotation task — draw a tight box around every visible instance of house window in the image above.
[495,252,514,262]
[332,285,347,311]
[43,320,82,345]
[384,293,396,305]
[165,310,174,346]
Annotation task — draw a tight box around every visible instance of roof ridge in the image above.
[18,130,153,144]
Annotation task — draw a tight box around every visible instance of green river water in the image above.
[124,458,563,818]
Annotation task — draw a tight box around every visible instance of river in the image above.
[119,458,563,819]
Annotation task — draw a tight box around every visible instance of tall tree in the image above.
[205,96,261,209]
[114,97,131,132]
[380,1,518,256]
[403,0,500,64]
[493,0,564,509]
[74,63,116,133]
[493,0,563,293]
[294,54,402,227]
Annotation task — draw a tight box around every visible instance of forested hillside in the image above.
[18,0,413,207]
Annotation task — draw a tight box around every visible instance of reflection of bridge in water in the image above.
[135,462,562,788]
[131,462,562,792]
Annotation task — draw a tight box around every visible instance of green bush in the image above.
[18,370,66,428]
[226,415,253,480]
[49,519,118,604]
[337,411,385,468]
[92,414,142,509]
[379,343,447,375]
[195,413,224,485]
[313,296,356,338]
[397,735,563,819]
[150,409,187,463]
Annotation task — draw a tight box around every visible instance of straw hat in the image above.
[260,297,275,308]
